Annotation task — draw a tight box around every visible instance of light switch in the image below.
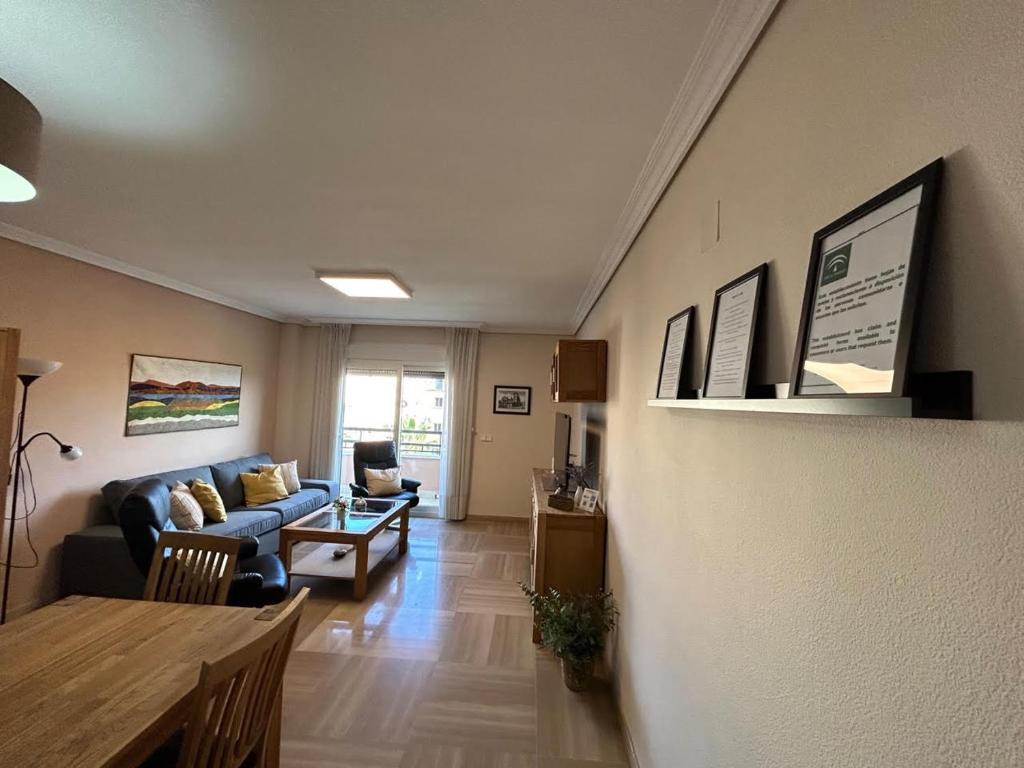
[480,434,493,443]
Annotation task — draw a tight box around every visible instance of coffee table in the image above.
[279,498,410,599]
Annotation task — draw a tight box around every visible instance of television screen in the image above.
[553,413,571,473]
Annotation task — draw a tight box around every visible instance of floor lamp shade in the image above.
[0,78,42,203]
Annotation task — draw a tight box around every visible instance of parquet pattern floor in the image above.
[282,517,629,767]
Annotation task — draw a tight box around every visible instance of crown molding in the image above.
[304,316,483,330]
[0,221,288,322]
[303,317,572,335]
[571,0,781,332]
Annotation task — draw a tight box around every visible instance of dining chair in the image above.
[143,531,241,606]
[174,587,310,768]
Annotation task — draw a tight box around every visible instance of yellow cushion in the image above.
[258,460,300,494]
[190,478,227,523]
[240,466,289,507]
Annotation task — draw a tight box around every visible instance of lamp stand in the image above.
[2,376,34,625]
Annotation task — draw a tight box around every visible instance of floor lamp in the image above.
[2,359,82,625]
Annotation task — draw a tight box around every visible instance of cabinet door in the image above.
[553,340,607,402]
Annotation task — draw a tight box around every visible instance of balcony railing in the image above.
[342,427,443,459]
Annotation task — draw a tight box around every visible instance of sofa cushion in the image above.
[202,509,281,540]
[246,488,329,525]
[102,463,217,523]
[190,478,227,523]
[210,453,274,511]
[240,466,289,507]
[259,460,301,494]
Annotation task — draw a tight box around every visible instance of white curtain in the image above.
[441,327,479,521]
[308,323,351,481]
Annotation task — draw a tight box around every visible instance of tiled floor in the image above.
[282,517,629,767]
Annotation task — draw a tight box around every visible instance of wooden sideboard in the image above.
[528,468,607,642]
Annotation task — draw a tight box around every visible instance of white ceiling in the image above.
[0,1,766,332]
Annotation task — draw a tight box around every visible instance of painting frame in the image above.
[125,353,243,437]
[656,305,695,399]
[493,385,532,416]
[702,263,768,399]
[577,488,600,513]
[789,159,943,399]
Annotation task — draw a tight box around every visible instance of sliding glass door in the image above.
[341,364,445,514]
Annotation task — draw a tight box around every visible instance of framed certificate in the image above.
[702,264,767,399]
[790,159,943,398]
[655,306,695,399]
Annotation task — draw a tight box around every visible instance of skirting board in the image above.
[612,677,642,768]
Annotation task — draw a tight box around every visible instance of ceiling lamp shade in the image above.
[0,78,42,203]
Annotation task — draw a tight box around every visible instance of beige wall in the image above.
[273,323,317,471]
[275,326,560,515]
[0,238,281,615]
[577,1,1024,766]
[468,333,568,519]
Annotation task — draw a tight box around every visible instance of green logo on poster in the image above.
[821,244,851,286]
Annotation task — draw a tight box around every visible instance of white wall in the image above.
[577,1,1024,766]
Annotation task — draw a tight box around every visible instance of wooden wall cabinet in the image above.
[551,339,607,402]
[529,469,606,643]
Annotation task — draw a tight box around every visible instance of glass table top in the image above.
[297,499,406,534]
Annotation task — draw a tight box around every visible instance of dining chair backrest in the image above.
[143,531,241,606]
[176,587,310,768]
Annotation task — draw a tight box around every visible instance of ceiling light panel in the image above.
[317,272,412,299]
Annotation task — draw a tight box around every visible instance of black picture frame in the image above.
[655,306,695,399]
[789,159,943,399]
[701,263,768,399]
[493,385,532,415]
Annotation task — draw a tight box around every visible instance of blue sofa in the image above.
[60,452,339,601]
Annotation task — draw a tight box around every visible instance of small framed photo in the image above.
[578,488,600,513]
[656,306,695,399]
[493,385,532,415]
[702,263,768,398]
[790,159,943,398]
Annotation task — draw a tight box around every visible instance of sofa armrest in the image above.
[300,478,341,500]
[349,483,370,498]
[237,536,260,560]
[401,478,422,492]
[61,525,145,599]
[227,572,265,607]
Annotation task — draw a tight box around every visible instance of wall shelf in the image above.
[647,371,973,421]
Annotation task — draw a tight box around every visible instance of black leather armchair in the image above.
[118,479,288,607]
[349,440,421,508]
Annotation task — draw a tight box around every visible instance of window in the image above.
[341,364,446,512]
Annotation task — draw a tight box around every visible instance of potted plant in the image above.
[520,584,618,691]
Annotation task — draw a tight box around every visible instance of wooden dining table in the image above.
[0,595,282,767]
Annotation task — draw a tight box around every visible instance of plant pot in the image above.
[561,656,595,692]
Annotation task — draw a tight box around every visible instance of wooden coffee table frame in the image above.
[280,501,410,599]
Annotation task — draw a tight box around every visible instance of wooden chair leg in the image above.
[259,685,283,768]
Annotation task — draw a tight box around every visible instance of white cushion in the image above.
[169,481,204,531]
[364,466,402,496]
[258,460,301,494]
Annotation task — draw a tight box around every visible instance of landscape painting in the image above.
[125,355,242,436]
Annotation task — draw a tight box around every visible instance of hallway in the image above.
[282,517,630,767]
